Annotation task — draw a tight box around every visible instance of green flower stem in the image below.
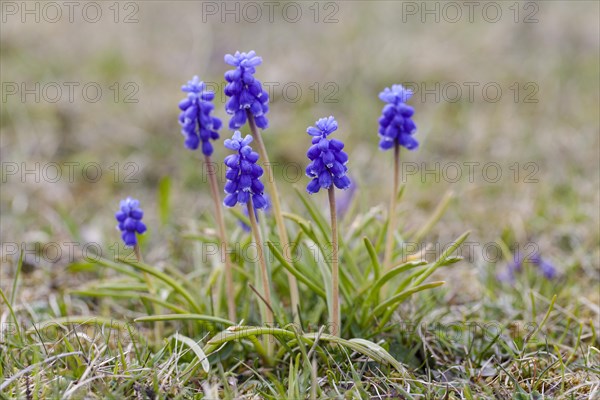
[383,143,400,269]
[246,112,300,323]
[134,243,161,344]
[247,198,274,356]
[328,186,340,336]
[205,154,237,322]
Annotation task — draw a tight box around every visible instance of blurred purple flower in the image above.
[498,251,557,282]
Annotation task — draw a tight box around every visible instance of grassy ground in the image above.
[1,1,599,398]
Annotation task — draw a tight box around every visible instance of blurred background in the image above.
[1,1,598,302]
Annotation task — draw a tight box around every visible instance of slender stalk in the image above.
[134,243,161,343]
[247,198,274,356]
[246,112,300,323]
[328,186,340,336]
[205,155,236,322]
[383,143,400,269]
[133,243,143,263]
[133,243,152,290]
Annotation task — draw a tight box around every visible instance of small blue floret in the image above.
[115,197,146,247]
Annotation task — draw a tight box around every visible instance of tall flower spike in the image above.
[378,84,418,151]
[224,51,269,130]
[305,116,351,194]
[178,76,222,156]
[115,197,146,247]
[223,131,268,209]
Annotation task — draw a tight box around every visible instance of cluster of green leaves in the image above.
[22,181,466,374]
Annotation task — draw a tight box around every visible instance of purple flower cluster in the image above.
[178,76,222,156]
[224,51,269,130]
[530,253,557,279]
[500,252,557,282]
[223,131,268,209]
[305,116,351,194]
[115,197,147,247]
[378,84,418,151]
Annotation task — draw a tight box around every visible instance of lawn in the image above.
[1,1,599,398]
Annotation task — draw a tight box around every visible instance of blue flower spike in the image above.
[500,252,557,282]
[223,131,268,209]
[178,76,222,156]
[115,197,146,247]
[305,116,351,194]
[378,84,418,151]
[224,51,269,130]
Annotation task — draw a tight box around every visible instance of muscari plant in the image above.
[305,115,351,335]
[178,75,237,321]
[64,50,469,376]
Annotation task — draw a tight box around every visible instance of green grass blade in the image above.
[172,333,210,372]
[157,176,171,226]
[374,281,445,320]
[398,231,470,292]
[0,287,22,338]
[366,260,428,304]
[70,290,189,314]
[363,237,382,281]
[267,241,326,299]
[135,313,234,326]
[293,186,330,238]
[410,190,454,243]
[98,257,202,314]
[9,249,23,307]
[25,316,141,339]
[205,326,406,373]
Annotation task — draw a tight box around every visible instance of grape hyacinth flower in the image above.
[178,76,222,156]
[305,116,351,194]
[224,51,300,320]
[223,131,268,209]
[380,84,418,270]
[115,197,146,247]
[224,51,269,130]
[224,130,273,341]
[178,76,236,321]
[378,84,418,151]
[305,115,349,335]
